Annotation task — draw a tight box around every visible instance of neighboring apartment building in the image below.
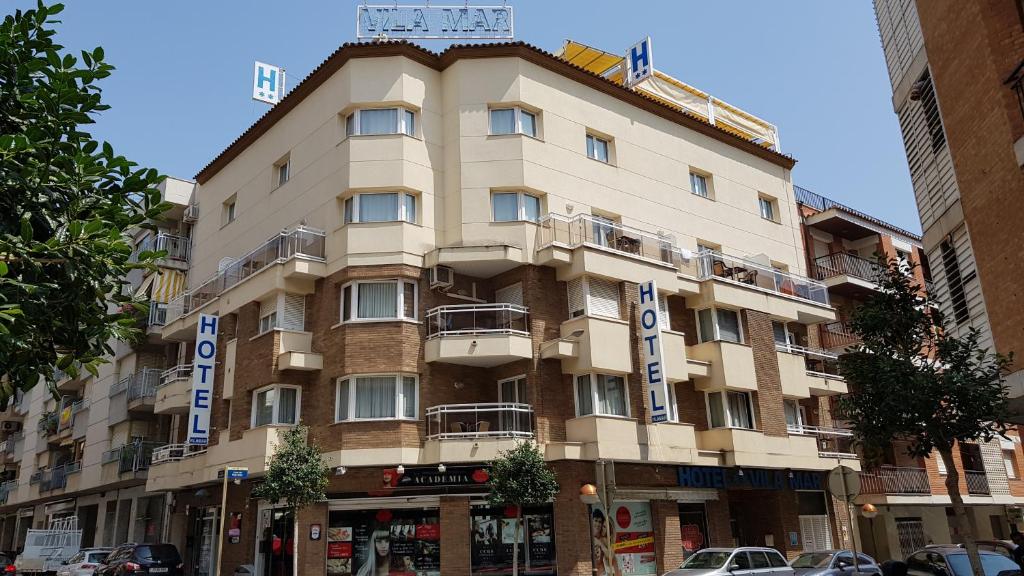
[0,178,193,552]
[795,185,1024,561]
[140,39,861,576]
[873,0,1024,417]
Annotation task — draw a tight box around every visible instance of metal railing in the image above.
[159,364,193,388]
[151,443,208,465]
[698,250,830,305]
[426,304,530,338]
[426,403,535,440]
[127,368,162,402]
[813,252,884,284]
[777,343,845,380]
[39,463,71,492]
[136,233,191,262]
[37,412,58,436]
[860,465,931,495]
[102,440,163,474]
[148,302,168,327]
[166,226,325,324]
[787,424,855,458]
[795,185,922,241]
[821,321,860,350]
[29,469,42,485]
[110,375,130,396]
[0,479,15,504]
[965,470,990,495]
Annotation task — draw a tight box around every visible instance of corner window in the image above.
[275,158,290,188]
[344,107,416,137]
[222,197,237,226]
[574,374,628,417]
[758,196,778,222]
[690,171,710,198]
[696,308,742,344]
[343,192,417,224]
[567,276,620,319]
[489,106,538,138]
[341,279,417,322]
[336,374,417,421]
[707,390,754,429]
[492,191,541,223]
[586,133,610,163]
[252,385,300,427]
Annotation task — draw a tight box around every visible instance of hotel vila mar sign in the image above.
[357,5,514,40]
[187,314,218,445]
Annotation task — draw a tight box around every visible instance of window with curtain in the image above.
[690,172,708,198]
[708,391,725,428]
[345,107,416,137]
[697,308,742,343]
[342,280,417,321]
[252,385,301,427]
[772,321,789,347]
[784,399,802,429]
[575,374,627,417]
[344,193,417,224]
[336,375,418,421]
[491,191,542,223]
[707,391,754,430]
[586,134,610,163]
[489,106,539,137]
[404,109,415,136]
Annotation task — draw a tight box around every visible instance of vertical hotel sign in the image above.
[187,314,218,445]
[638,281,669,423]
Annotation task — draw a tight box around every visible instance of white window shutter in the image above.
[936,455,947,475]
[799,515,833,552]
[495,283,524,306]
[567,278,585,316]
[260,297,277,317]
[658,293,670,330]
[587,277,620,318]
[282,293,305,331]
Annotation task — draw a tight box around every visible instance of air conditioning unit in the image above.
[1,421,22,432]
[429,266,454,290]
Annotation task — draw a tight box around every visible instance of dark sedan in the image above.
[94,544,183,576]
[907,545,1021,576]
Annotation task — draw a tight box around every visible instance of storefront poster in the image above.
[471,505,555,575]
[327,509,440,576]
[591,502,657,576]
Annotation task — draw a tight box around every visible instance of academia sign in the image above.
[356,5,514,39]
[187,314,218,445]
[638,280,670,424]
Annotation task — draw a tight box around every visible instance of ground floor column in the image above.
[440,496,470,575]
[653,499,683,574]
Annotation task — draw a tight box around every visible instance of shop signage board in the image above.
[625,37,654,87]
[356,4,514,39]
[252,61,285,105]
[590,501,657,576]
[382,466,490,489]
[677,465,824,491]
[637,280,670,423]
[187,314,218,445]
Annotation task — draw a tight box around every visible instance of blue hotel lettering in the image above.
[678,466,822,491]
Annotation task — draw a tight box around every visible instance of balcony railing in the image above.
[795,185,922,242]
[103,440,163,474]
[426,403,535,440]
[0,479,15,504]
[148,302,168,327]
[123,368,162,402]
[136,233,191,263]
[426,304,530,338]
[151,443,208,465]
[965,470,990,495]
[166,226,326,324]
[37,412,58,436]
[821,321,860,350]
[859,465,931,495]
[39,463,71,492]
[787,424,855,458]
[159,365,193,388]
[699,250,830,306]
[777,343,845,380]
[813,252,884,284]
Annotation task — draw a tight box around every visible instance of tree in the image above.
[837,259,1012,576]
[0,1,168,403]
[487,441,560,576]
[252,426,329,576]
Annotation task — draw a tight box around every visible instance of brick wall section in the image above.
[551,461,597,576]
[298,503,328,575]
[743,310,787,437]
[440,497,471,575]
[706,493,733,547]
[653,499,683,574]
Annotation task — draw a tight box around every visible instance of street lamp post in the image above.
[861,504,879,560]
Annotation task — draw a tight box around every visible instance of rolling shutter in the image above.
[495,283,523,306]
[587,277,620,319]
[799,515,833,552]
[282,293,306,331]
[567,278,585,317]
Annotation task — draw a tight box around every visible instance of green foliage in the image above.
[836,258,1013,462]
[487,441,559,508]
[0,1,169,403]
[252,426,329,512]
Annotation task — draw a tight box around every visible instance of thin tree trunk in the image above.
[512,508,521,576]
[292,507,298,576]
[939,448,984,576]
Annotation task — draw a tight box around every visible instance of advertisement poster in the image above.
[471,506,556,575]
[327,509,440,576]
[590,502,657,576]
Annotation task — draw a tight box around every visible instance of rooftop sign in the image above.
[356,5,514,40]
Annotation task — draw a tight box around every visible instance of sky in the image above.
[13,0,920,234]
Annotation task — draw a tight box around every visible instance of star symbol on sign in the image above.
[259,92,265,97]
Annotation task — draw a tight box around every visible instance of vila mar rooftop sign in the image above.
[356,5,514,40]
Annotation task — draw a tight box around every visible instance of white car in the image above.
[56,548,113,576]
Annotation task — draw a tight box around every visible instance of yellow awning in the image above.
[133,273,156,299]
[151,269,185,303]
[557,40,624,80]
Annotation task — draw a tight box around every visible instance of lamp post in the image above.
[580,461,617,576]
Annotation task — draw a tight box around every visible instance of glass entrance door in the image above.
[189,507,218,576]
[257,509,294,576]
[498,376,528,433]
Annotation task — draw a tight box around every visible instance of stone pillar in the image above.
[706,493,733,547]
[653,499,683,574]
[440,496,470,575]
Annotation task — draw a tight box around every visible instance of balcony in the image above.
[555,415,703,464]
[965,470,990,495]
[165,226,326,329]
[424,403,534,462]
[147,427,284,492]
[127,368,160,411]
[820,321,860,351]
[148,302,168,329]
[688,340,757,393]
[38,461,79,493]
[136,233,191,269]
[535,214,701,295]
[776,344,847,396]
[101,440,162,482]
[150,443,208,465]
[812,253,884,296]
[859,466,931,496]
[788,425,855,459]
[277,331,323,371]
[37,412,58,438]
[0,479,15,504]
[155,365,193,415]
[696,427,844,470]
[542,315,632,375]
[425,304,532,367]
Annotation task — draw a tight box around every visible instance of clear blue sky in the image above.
[15,0,920,233]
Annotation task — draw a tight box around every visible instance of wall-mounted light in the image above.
[396,464,405,475]
[579,483,599,505]
[438,463,446,473]
[334,466,347,476]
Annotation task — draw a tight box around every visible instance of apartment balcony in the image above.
[423,403,534,462]
[859,466,931,500]
[691,251,835,324]
[135,233,191,270]
[688,340,757,393]
[812,253,884,297]
[0,479,16,505]
[147,426,285,492]
[53,366,85,394]
[776,344,848,397]
[697,427,848,471]
[820,321,860,351]
[127,368,160,412]
[278,331,323,371]
[787,425,856,459]
[155,365,193,415]
[552,415,705,464]
[38,461,81,493]
[425,304,532,367]
[966,470,990,495]
[164,226,326,339]
[100,440,162,483]
[535,214,701,295]
[147,302,168,331]
[542,315,632,375]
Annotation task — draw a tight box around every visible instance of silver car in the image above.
[56,548,113,576]
[664,547,795,576]
[790,550,881,576]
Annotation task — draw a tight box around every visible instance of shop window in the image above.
[696,308,742,344]
[251,385,299,427]
[471,505,555,575]
[341,279,417,322]
[345,107,416,137]
[574,374,628,417]
[707,391,754,430]
[343,192,417,224]
[492,191,542,223]
[489,106,539,138]
[327,509,440,575]
[336,374,417,421]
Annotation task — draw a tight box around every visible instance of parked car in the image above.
[0,554,14,574]
[94,544,182,576]
[57,548,113,576]
[907,545,1022,576]
[664,547,795,576]
[791,550,882,576]
[972,541,1016,560]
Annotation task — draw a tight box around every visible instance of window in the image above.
[344,107,416,137]
[784,399,804,430]
[586,133,610,163]
[748,552,770,569]
[258,293,306,334]
[690,171,709,198]
[567,276,620,319]
[259,307,277,335]
[336,374,417,421]
[758,196,777,222]
[492,191,541,222]
[707,391,754,429]
[1004,450,1018,479]
[939,240,970,325]
[222,197,236,225]
[341,279,417,322]
[574,374,628,417]
[489,106,538,138]
[916,70,946,153]
[696,308,742,343]
[343,192,417,224]
[275,159,290,188]
[657,293,670,330]
[251,385,299,427]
